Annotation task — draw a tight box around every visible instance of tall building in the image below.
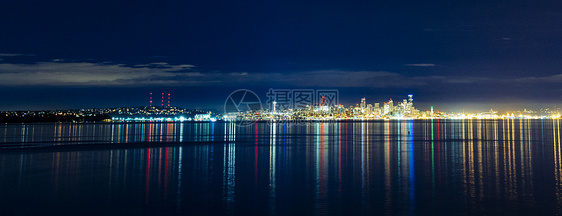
[431,106,434,117]
[360,97,366,109]
[406,95,414,114]
[383,102,390,115]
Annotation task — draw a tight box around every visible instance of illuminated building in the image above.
[360,97,366,110]
[383,102,390,115]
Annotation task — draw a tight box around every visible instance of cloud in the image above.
[217,70,496,88]
[265,70,499,87]
[441,77,492,84]
[2,61,560,88]
[515,74,562,83]
[406,63,436,67]
[0,53,34,57]
[133,62,195,69]
[229,72,248,76]
[0,62,203,86]
[177,64,195,68]
[0,53,22,57]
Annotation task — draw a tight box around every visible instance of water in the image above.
[0,119,561,215]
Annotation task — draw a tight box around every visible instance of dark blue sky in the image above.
[1,0,562,111]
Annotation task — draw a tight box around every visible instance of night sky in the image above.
[1,0,561,112]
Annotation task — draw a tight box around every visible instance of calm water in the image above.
[1,120,561,215]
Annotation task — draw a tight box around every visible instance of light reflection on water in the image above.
[0,119,561,215]
[1,122,219,147]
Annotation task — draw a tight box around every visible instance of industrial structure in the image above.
[149,92,171,107]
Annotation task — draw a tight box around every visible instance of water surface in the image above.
[1,120,561,215]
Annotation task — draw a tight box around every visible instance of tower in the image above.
[149,92,153,106]
[430,106,434,117]
[167,93,171,107]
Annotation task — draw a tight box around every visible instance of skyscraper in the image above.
[360,97,366,109]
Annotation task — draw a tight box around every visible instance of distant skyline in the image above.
[1,0,562,111]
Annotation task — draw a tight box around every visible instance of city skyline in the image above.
[2,93,560,124]
[1,1,562,111]
[1,88,561,114]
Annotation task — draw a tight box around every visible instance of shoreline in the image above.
[1,117,561,124]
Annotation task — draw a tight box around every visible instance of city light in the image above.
[2,94,560,123]
[228,94,562,122]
